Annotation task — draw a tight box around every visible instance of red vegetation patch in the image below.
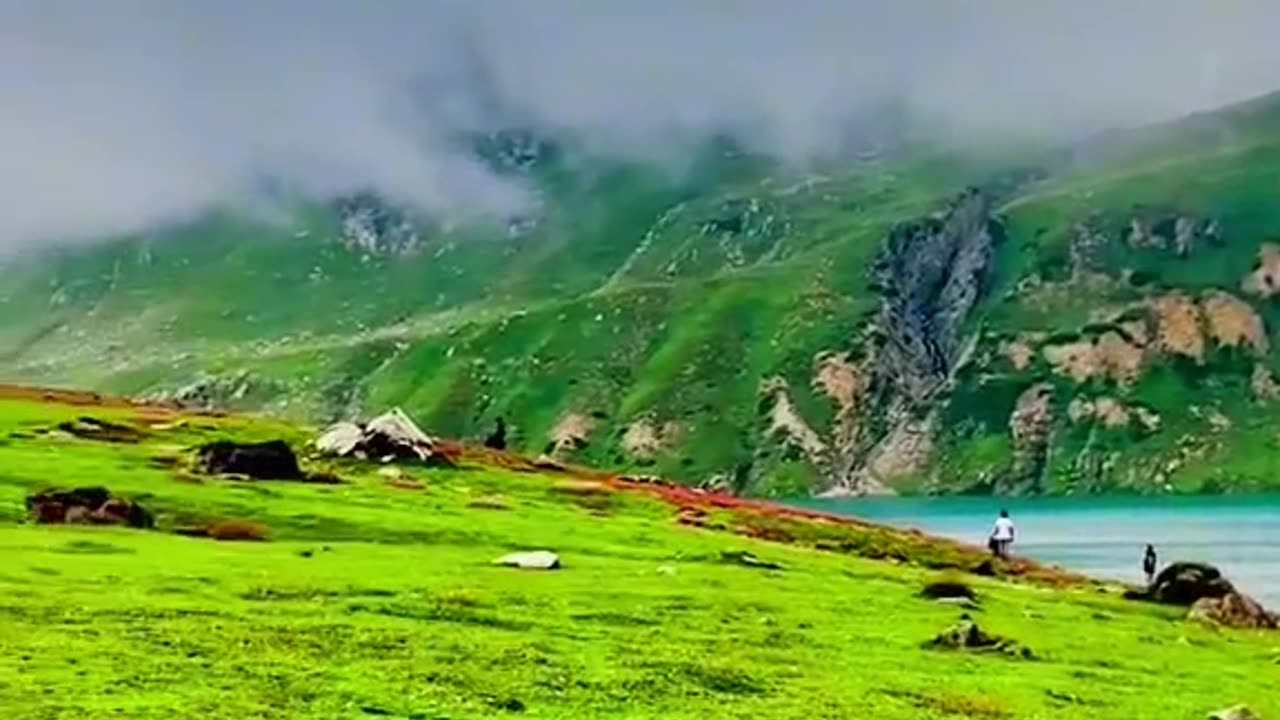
[176,519,270,541]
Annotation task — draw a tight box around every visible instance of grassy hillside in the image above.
[7,94,1280,495]
[0,390,1276,719]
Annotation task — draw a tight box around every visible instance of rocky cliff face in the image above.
[873,188,995,404]
[820,189,998,493]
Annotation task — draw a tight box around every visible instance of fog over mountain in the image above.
[4,0,1280,249]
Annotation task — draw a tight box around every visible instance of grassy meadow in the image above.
[0,391,1276,719]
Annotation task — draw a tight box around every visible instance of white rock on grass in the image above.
[1210,706,1263,720]
[493,551,561,570]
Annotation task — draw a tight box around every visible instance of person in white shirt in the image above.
[990,510,1015,559]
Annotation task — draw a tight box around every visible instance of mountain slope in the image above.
[7,93,1280,496]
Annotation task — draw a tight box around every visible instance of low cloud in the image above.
[3,0,1280,250]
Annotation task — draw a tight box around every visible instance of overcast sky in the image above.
[3,0,1280,250]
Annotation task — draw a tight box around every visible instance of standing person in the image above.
[1143,544,1158,586]
[990,510,1015,559]
[484,417,507,451]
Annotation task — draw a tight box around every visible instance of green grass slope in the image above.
[7,94,1280,495]
[0,392,1276,719]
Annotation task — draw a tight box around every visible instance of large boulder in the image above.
[1189,593,1278,630]
[315,409,446,465]
[26,487,154,528]
[1148,562,1235,605]
[197,440,303,480]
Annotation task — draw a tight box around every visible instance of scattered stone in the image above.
[924,617,1033,659]
[493,551,561,570]
[56,416,145,443]
[315,409,447,465]
[1253,364,1280,401]
[1209,705,1263,720]
[467,494,511,510]
[1189,592,1278,630]
[532,454,568,471]
[25,487,153,528]
[719,550,783,571]
[197,440,303,480]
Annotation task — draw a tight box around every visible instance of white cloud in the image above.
[2,0,1279,249]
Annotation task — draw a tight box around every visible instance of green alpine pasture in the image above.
[0,395,1276,719]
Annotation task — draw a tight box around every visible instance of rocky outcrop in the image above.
[1067,396,1160,431]
[1189,592,1277,630]
[1150,293,1206,360]
[761,377,827,461]
[315,409,442,464]
[814,189,996,492]
[1038,290,1265,387]
[621,418,680,462]
[549,413,595,457]
[1007,384,1054,492]
[1243,243,1280,299]
[1043,331,1145,384]
[1127,214,1215,257]
[873,189,995,403]
[150,370,279,411]
[336,193,422,257]
[1145,562,1235,605]
[1203,291,1269,353]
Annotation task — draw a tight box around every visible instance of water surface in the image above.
[799,495,1280,607]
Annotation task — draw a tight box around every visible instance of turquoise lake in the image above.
[800,495,1280,607]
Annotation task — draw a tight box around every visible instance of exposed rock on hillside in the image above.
[1008,384,1054,492]
[761,377,827,461]
[150,370,278,411]
[336,193,422,257]
[1150,293,1205,360]
[1189,592,1278,630]
[1043,332,1144,384]
[873,189,995,403]
[817,189,998,493]
[621,418,680,462]
[1242,242,1280,299]
[1202,291,1268,353]
[549,413,595,457]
